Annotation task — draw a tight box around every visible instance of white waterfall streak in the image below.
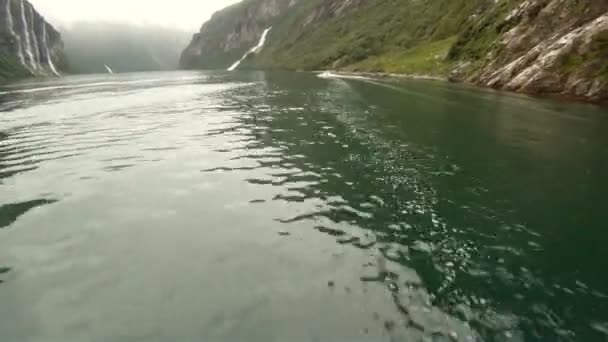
[227,27,272,71]
[6,0,25,66]
[41,23,60,76]
[19,0,36,70]
[27,4,40,67]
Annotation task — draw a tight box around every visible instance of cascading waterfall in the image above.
[227,27,272,71]
[27,3,40,68]
[41,23,60,76]
[19,0,36,70]
[1,0,61,77]
[5,0,26,67]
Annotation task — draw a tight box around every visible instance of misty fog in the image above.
[61,22,192,74]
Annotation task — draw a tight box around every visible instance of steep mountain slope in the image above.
[252,0,493,72]
[181,0,608,102]
[0,0,66,80]
[450,0,608,101]
[180,0,299,69]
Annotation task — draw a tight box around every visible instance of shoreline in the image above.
[329,71,446,82]
[319,70,608,108]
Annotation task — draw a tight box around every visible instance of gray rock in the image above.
[471,0,608,101]
[0,0,66,78]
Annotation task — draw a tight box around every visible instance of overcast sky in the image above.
[29,0,242,31]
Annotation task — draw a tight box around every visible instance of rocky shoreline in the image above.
[328,71,447,82]
[324,70,608,107]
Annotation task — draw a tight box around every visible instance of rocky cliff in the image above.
[450,0,608,102]
[181,0,608,102]
[0,0,66,80]
[180,0,298,70]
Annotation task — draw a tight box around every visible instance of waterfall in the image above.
[27,4,40,68]
[41,23,60,76]
[104,64,114,74]
[227,27,272,71]
[19,0,36,70]
[6,0,25,67]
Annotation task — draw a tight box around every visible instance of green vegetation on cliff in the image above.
[345,37,457,76]
[0,57,30,82]
[448,0,519,62]
[181,0,608,101]
[252,0,490,74]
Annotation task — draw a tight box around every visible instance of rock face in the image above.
[0,0,66,78]
[182,0,608,102]
[180,0,299,70]
[450,0,608,102]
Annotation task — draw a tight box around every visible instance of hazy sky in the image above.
[29,0,242,31]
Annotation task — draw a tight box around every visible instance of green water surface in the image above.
[0,71,607,341]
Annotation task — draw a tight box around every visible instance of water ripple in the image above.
[0,71,606,341]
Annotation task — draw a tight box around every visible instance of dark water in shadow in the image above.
[0,71,607,341]
[0,199,57,229]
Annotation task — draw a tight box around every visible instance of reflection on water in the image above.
[0,71,607,341]
[0,266,9,284]
[0,199,57,229]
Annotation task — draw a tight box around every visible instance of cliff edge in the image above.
[0,0,66,80]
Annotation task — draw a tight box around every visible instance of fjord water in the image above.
[0,71,607,341]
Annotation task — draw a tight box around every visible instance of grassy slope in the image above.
[345,36,458,76]
[448,0,519,61]
[449,0,608,82]
[0,56,30,82]
[253,0,489,75]
[558,28,608,81]
[241,0,325,69]
[196,0,606,84]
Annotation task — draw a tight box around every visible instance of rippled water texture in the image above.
[0,71,607,341]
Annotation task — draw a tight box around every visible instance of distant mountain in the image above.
[180,0,608,102]
[62,22,191,74]
[0,0,66,80]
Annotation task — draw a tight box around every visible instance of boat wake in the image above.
[317,71,371,80]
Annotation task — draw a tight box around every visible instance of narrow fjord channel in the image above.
[0,71,607,341]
